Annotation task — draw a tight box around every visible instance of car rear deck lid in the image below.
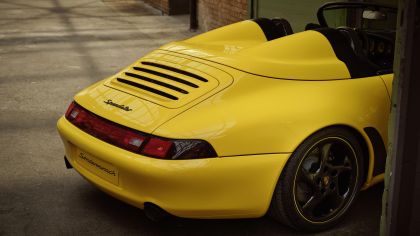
[104,53,229,109]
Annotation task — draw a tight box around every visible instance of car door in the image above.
[380,73,393,100]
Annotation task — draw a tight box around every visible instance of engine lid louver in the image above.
[116,78,180,100]
[104,53,226,108]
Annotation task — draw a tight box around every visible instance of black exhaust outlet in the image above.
[144,203,170,222]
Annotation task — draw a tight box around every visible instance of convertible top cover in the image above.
[159,20,351,80]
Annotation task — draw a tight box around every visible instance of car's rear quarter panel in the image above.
[153,64,390,185]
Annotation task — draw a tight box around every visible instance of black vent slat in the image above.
[141,61,208,82]
[133,67,199,88]
[117,78,178,100]
[125,72,188,94]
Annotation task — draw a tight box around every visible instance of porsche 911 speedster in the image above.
[57,2,396,231]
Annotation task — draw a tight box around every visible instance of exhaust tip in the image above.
[64,156,73,169]
[144,202,170,222]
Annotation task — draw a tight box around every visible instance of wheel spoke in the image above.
[331,164,352,173]
[334,155,353,173]
[302,193,324,216]
[328,180,345,206]
[320,143,332,168]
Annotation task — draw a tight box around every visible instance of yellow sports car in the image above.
[57,2,396,231]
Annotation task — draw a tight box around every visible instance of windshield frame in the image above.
[317,2,397,29]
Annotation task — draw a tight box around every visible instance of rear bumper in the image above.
[57,116,290,218]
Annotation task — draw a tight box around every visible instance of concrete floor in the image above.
[0,0,383,235]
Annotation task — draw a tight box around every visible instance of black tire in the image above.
[269,127,365,232]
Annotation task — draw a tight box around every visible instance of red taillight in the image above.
[142,137,173,158]
[122,132,146,152]
[65,102,217,159]
[65,102,147,153]
[65,102,76,117]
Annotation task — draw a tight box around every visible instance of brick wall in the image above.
[197,0,248,31]
[142,0,189,15]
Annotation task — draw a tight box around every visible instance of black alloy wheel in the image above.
[269,128,364,232]
[294,138,358,223]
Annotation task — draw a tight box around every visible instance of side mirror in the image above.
[363,10,387,20]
